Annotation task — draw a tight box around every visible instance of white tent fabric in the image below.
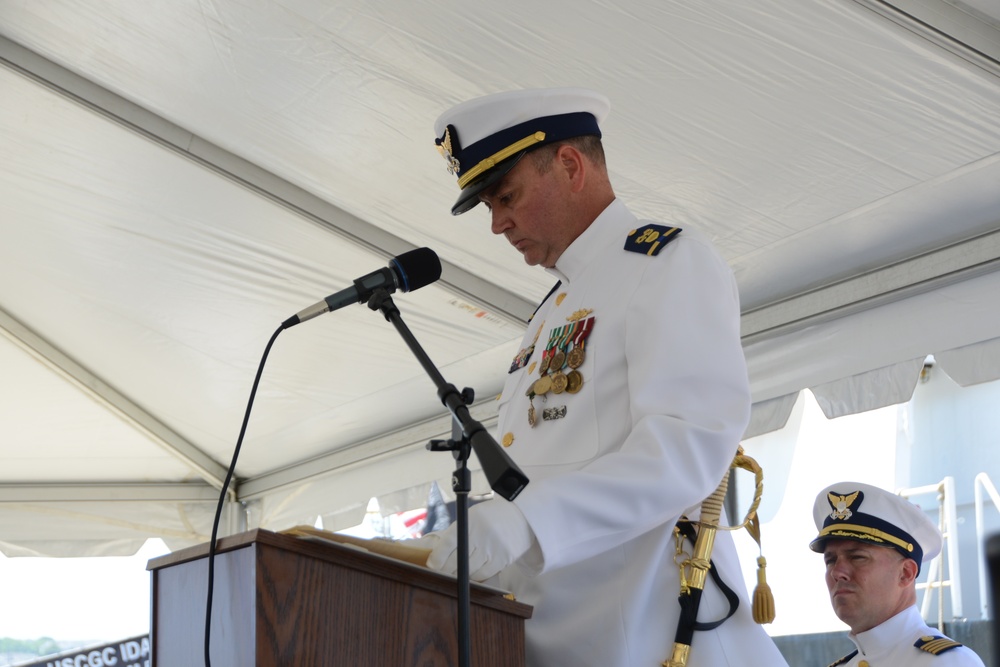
[1,0,999,556]
[936,336,1000,386]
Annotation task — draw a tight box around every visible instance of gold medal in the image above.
[566,370,584,394]
[550,349,566,371]
[551,371,568,394]
[566,316,593,369]
[533,376,553,395]
[539,355,551,375]
[567,346,585,369]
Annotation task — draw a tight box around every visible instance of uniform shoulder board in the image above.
[914,635,964,655]
[827,649,857,667]
[623,225,682,256]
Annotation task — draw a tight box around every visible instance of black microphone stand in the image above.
[367,288,529,667]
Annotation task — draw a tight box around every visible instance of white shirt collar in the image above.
[850,605,924,657]
[545,198,633,285]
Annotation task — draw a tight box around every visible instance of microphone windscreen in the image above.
[392,248,442,293]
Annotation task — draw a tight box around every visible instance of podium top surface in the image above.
[147,528,532,619]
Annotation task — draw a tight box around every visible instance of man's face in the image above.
[478,150,579,268]
[823,539,916,634]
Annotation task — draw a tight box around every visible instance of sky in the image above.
[0,538,169,644]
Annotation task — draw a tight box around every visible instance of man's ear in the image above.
[555,144,587,193]
[900,557,920,586]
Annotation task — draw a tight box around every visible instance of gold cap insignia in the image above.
[435,125,461,176]
[828,491,861,520]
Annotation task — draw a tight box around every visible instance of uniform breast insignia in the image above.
[508,344,534,374]
[826,650,857,667]
[509,321,544,374]
[914,635,964,655]
[542,406,567,421]
[624,225,682,256]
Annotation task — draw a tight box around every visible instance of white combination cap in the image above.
[810,481,942,572]
[433,87,610,215]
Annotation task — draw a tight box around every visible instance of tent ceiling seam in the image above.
[0,306,232,494]
[0,482,221,503]
[742,227,1000,344]
[0,35,537,327]
[237,399,501,500]
[851,0,1000,79]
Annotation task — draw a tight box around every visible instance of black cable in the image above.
[204,324,284,667]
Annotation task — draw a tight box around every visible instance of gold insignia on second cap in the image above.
[828,491,860,520]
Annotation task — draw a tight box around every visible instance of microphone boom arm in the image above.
[367,288,529,501]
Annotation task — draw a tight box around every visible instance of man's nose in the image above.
[828,558,850,580]
[491,209,510,235]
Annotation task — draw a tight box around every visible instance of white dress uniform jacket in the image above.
[831,605,985,667]
[495,199,788,666]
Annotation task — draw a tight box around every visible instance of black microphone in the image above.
[282,248,442,329]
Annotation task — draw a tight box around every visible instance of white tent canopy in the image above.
[1,0,999,556]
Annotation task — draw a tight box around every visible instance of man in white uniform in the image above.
[422,88,788,666]
[811,481,986,666]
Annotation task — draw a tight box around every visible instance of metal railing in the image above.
[900,477,962,629]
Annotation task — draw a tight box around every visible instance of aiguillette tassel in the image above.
[752,556,775,624]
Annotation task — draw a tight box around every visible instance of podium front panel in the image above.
[149,529,531,667]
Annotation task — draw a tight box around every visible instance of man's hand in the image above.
[422,499,535,581]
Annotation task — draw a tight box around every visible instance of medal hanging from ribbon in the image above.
[565,316,593,394]
[549,324,576,394]
[527,326,560,425]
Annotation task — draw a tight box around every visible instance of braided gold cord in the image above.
[688,446,764,533]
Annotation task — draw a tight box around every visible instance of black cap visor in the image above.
[451,151,528,216]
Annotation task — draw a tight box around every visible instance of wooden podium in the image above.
[147,529,532,666]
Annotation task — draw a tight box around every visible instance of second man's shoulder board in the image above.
[827,650,857,667]
[914,635,964,655]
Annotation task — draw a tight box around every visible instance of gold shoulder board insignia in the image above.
[624,225,682,256]
[827,650,857,667]
[914,635,963,655]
